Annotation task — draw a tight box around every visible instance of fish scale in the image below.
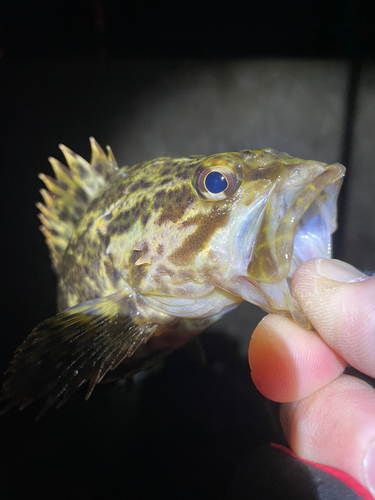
[1,140,345,416]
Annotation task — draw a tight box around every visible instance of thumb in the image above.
[292,258,375,377]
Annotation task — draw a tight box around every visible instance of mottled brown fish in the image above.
[1,139,345,416]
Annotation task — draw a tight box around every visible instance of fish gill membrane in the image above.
[1,140,345,417]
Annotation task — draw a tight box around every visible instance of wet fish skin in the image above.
[1,140,345,416]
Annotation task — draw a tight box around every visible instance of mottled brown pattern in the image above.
[142,213,150,226]
[130,250,141,264]
[169,208,229,266]
[39,140,338,313]
[52,147,287,307]
[129,257,148,286]
[2,139,346,415]
[157,185,195,225]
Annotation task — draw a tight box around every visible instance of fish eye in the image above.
[204,171,228,194]
[196,166,240,200]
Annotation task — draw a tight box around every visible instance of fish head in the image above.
[182,149,345,326]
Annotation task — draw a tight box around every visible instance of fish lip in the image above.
[290,162,345,264]
[230,162,344,327]
[247,162,345,285]
[210,162,345,327]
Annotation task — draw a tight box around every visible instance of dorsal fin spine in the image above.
[38,138,118,274]
[49,158,75,185]
[106,145,118,171]
[38,173,68,197]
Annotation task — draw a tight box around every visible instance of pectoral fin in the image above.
[1,292,158,418]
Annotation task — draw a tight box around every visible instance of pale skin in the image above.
[249,258,375,496]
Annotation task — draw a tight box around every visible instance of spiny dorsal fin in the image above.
[37,138,118,272]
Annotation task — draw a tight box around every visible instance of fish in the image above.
[1,139,345,417]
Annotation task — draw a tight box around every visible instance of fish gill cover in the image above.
[1,139,345,417]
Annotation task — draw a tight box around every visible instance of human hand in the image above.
[249,258,375,496]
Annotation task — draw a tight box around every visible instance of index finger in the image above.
[292,258,375,378]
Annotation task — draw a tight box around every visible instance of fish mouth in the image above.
[247,162,345,326]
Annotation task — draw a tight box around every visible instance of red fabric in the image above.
[271,442,374,500]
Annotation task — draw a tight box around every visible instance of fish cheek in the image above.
[156,185,195,225]
[169,208,229,267]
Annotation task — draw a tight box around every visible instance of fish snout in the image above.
[247,162,345,285]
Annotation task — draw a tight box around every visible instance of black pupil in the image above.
[205,171,228,194]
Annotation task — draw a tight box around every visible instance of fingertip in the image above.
[249,315,294,402]
[291,259,375,378]
[249,314,345,403]
[291,258,368,299]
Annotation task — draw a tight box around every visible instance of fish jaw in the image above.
[247,162,345,283]
[211,161,345,327]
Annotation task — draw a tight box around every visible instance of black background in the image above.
[1,1,375,60]
[1,1,374,499]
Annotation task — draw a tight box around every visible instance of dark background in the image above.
[1,1,375,60]
[1,1,375,499]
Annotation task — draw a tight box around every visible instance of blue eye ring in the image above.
[196,166,239,200]
[204,171,228,194]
